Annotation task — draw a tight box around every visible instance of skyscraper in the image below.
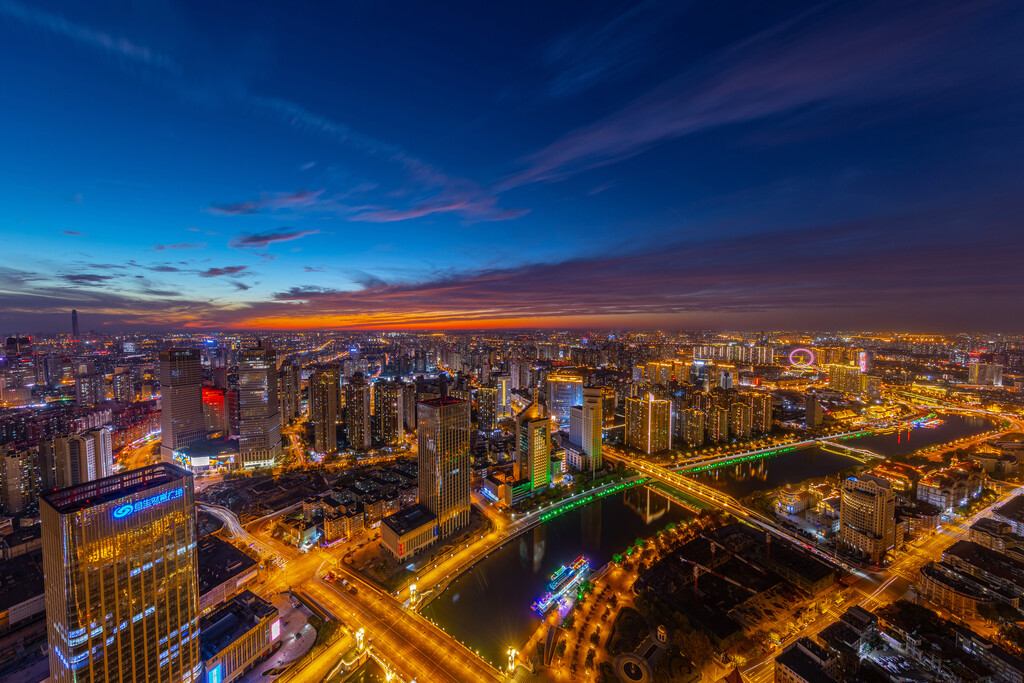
[805,394,823,427]
[681,408,705,447]
[494,374,512,417]
[746,391,773,433]
[477,385,498,431]
[344,373,371,451]
[839,474,896,565]
[625,394,671,454]
[568,388,602,471]
[75,372,105,407]
[729,402,753,439]
[546,373,583,425]
[515,402,551,491]
[969,363,1003,387]
[418,396,471,537]
[111,370,133,403]
[238,343,282,468]
[309,366,340,454]
[159,348,205,461]
[54,428,113,489]
[277,358,302,425]
[42,463,201,683]
[1,447,39,515]
[71,309,79,339]
[374,380,405,446]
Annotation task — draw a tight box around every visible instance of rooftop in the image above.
[199,590,277,661]
[382,504,437,536]
[0,552,44,612]
[197,536,258,598]
[41,462,191,515]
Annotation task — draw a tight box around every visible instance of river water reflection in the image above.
[420,487,693,666]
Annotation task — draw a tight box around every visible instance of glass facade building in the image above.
[42,463,201,683]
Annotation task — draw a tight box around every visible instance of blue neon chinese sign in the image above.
[113,488,184,519]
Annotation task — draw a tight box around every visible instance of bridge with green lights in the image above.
[671,429,881,474]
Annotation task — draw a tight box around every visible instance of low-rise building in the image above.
[917,462,985,511]
[0,552,45,634]
[380,504,438,562]
[774,637,840,683]
[200,591,279,683]
[198,536,259,614]
[994,495,1024,535]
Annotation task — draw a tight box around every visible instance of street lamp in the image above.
[507,647,518,672]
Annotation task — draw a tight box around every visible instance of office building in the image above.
[374,380,405,446]
[516,402,552,492]
[309,366,340,454]
[546,373,583,425]
[42,463,201,683]
[625,394,671,454]
[199,591,279,683]
[568,387,603,471]
[494,374,512,417]
[54,428,113,489]
[71,309,79,339]
[839,474,896,565]
[237,343,282,468]
[344,373,371,451]
[277,359,301,425]
[418,397,471,537]
[477,385,497,431]
[159,348,205,461]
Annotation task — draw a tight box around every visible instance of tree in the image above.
[675,628,713,667]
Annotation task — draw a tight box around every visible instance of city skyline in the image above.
[2,1,1023,333]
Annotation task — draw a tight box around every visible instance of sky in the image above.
[1,0,1023,333]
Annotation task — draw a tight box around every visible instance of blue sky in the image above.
[1,0,1022,332]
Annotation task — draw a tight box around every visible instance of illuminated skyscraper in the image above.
[42,463,201,683]
[828,364,863,395]
[277,358,302,424]
[238,343,282,468]
[159,348,205,461]
[309,366,340,454]
[344,373,371,451]
[729,402,753,438]
[568,388,602,471]
[516,402,551,491]
[477,385,497,431]
[418,396,471,537]
[839,474,896,565]
[373,380,405,446]
[681,408,705,447]
[645,361,672,386]
[969,363,1003,386]
[546,373,583,425]
[625,394,671,454]
[71,309,79,339]
[111,371,133,403]
[746,391,773,433]
[494,374,512,417]
[707,406,729,443]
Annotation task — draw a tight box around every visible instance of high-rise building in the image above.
[546,373,583,425]
[111,371,133,403]
[75,371,105,408]
[494,374,512,417]
[707,406,729,443]
[625,394,671,454]
[729,402,753,439]
[54,428,113,489]
[568,387,603,471]
[477,385,498,431]
[828,364,863,395]
[309,366,340,454]
[516,402,551,491]
[344,373,371,451]
[645,361,672,386]
[159,348,205,461]
[839,474,896,565]
[1,447,39,515]
[71,309,79,339]
[969,363,1003,387]
[42,463,201,683]
[680,408,705,447]
[238,343,282,468]
[805,394,823,427]
[278,359,302,424]
[418,397,471,537]
[746,391,773,433]
[373,380,405,446]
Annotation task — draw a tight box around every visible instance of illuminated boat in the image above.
[531,555,590,615]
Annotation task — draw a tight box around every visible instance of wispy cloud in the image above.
[154,242,205,251]
[208,189,325,216]
[504,1,997,189]
[0,0,179,72]
[229,229,319,249]
[349,196,527,223]
[63,273,114,285]
[199,266,247,278]
[62,230,85,236]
